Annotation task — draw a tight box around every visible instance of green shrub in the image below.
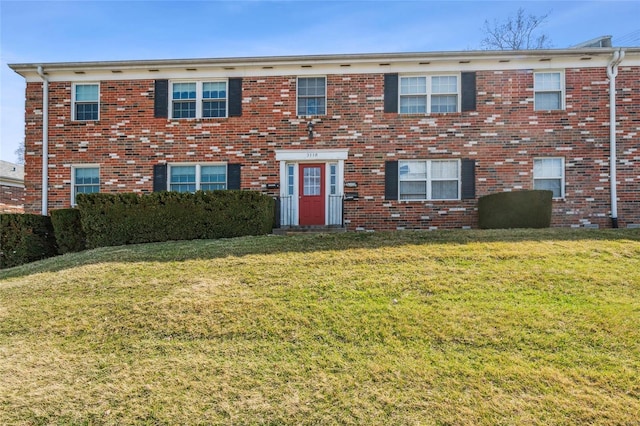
[50,209,86,254]
[77,191,275,249]
[0,214,58,269]
[478,190,553,229]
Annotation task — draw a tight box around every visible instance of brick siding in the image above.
[0,184,25,213]
[22,64,640,230]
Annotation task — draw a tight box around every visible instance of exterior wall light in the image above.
[307,121,315,139]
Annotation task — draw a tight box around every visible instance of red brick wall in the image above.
[0,184,25,213]
[23,65,640,229]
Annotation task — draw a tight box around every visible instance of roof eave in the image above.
[9,47,636,76]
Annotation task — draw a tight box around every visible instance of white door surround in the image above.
[275,149,348,226]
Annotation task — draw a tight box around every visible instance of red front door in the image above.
[299,164,325,225]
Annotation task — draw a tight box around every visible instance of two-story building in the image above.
[9,45,640,230]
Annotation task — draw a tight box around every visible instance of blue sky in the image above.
[1,0,639,162]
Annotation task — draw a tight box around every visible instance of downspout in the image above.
[36,66,49,216]
[606,49,625,228]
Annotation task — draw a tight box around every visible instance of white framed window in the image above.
[329,163,338,195]
[71,165,99,205]
[73,83,99,121]
[297,77,326,116]
[168,163,227,192]
[533,157,564,198]
[399,159,460,200]
[399,75,460,114]
[286,163,295,196]
[534,71,564,111]
[170,81,227,119]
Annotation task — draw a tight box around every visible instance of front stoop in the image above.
[272,225,347,235]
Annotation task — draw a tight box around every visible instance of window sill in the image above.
[533,109,565,113]
[397,112,462,117]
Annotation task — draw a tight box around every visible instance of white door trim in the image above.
[276,149,348,226]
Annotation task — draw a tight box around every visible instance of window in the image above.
[171,81,227,119]
[329,164,337,195]
[72,166,99,205]
[399,160,460,200]
[202,82,227,118]
[399,75,459,114]
[534,157,564,198]
[534,72,563,111]
[297,77,326,116]
[73,84,99,121]
[169,164,227,192]
[287,164,295,196]
[172,82,196,118]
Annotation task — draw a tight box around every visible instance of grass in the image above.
[1,228,639,425]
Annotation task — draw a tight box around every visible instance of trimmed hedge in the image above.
[77,190,275,248]
[0,213,58,269]
[51,208,86,254]
[478,190,553,229]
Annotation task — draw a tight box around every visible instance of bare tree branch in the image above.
[14,141,25,165]
[481,8,552,50]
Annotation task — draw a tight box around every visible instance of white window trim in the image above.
[398,74,461,114]
[168,162,228,191]
[533,157,565,199]
[533,70,565,111]
[71,164,100,206]
[72,82,100,121]
[296,76,327,117]
[169,80,228,119]
[398,159,461,201]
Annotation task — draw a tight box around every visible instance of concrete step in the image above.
[272,225,347,235]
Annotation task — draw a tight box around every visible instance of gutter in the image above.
[36,66,49,216]
[606,49,625,228]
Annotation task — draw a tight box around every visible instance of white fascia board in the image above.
[10,49,640,83]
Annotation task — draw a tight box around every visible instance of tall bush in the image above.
[50,208,86,254]
[77,191,274,248]
[0,214,58,269]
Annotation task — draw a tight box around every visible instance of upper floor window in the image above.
[72,166,99,205]
[73,83,99,121]
[171,81,227,119]
[533,157,564,198]
[169,164,227,192]
[399,75,459,114]
[297,77,326,116]
[534,71,564,111]
[399,159,460,200]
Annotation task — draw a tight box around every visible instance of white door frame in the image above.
[275,149,348,226]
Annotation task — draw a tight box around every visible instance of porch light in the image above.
[307,121,314,139]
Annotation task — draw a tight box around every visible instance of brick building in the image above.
[0,160,25,214]
[9,45,640,230]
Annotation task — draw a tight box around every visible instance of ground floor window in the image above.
[533,157,564,198]
[72,166,99,205]
[169,164,227,192]
[399,159,460,200]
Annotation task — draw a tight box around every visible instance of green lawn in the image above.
[1,229,639,425]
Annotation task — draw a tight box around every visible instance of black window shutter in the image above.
[153,164,167,192]
[384,73,399,113]
[228,78,242,117]
[461,159,476,199]
[461,72,476,112]
[228,164,241,189]
[154,80,169,118]
[385,161,399,200]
